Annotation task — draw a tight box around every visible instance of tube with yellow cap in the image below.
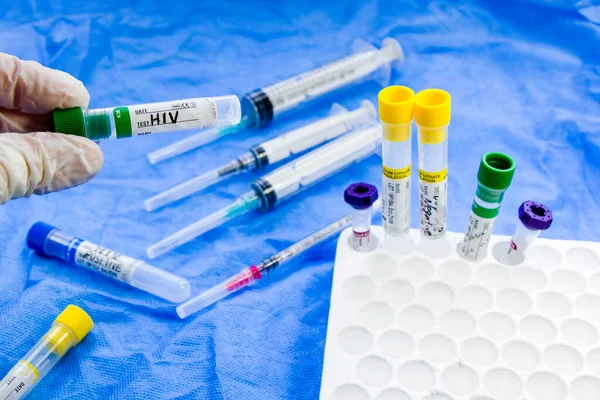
[378,86,415,254]
[415,88,451,240]
[0,305,93,399]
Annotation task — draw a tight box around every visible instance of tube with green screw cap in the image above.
[52,95,241,141]
[458,152,516,261]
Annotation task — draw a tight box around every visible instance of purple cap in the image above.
[519,200,553,230]
[344,182,378,210]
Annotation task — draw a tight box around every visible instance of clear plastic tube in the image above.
[146,38,402,164]
[54,96,241,141]
[143,100,376,211]
[0,305,93,400]
[146,126,382,258]
[379,86,415,255]
[350,207,373,252]
[415,89,450,239]
[501,223,542,265]
[344,182,378,252]
[500,201,553,266]
[26,222,191,302]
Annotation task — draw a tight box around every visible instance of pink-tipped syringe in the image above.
[176,197,381,318]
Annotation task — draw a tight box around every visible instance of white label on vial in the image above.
[0,361,38,400]
[117,98,217,137]
[419,168,447,238]
[382,165,411,236]
[351,230,371,252]
[74,241,141,283]
[459,211,496,261]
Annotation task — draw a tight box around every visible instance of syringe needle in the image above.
[176,267,261,318]
[147,128,222,164]
[145,152,258,211]
[144,169,223,212]
[147,122,245,165]
[145,192,261,259]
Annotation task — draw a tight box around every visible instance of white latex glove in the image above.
[0,52,103,204]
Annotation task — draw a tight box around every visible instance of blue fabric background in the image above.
[1,1,599,398]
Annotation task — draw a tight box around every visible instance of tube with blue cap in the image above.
[26,222,191,303]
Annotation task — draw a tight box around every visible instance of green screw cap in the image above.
[53,107,87,137]
[477,152,516,190]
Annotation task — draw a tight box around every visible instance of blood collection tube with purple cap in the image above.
[344,182,378,252]
[500,200,553,265]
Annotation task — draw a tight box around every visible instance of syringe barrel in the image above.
[458,152,516,262]
[53,95,241,141]
[0,305,92,400]
[26,223,191,302]
[415,89,451,239]
[251,100,376,166]
[379,86,415,254]
[252,126,381,210]
[242,38,402,128]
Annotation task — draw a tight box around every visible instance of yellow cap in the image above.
[414,88,451,128]
[378,86,415,142]
[54,305,94,343]
[414,88,451,144]
[378,86,415,125]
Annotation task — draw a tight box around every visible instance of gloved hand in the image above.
[0,52,103,204]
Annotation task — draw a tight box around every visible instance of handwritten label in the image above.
[458,211,496,261]
[419,168,447,238]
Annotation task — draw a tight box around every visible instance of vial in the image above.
[344,182,379,252]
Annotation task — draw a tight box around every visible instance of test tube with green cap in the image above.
[458,152,516,261]
[52,95,241,140]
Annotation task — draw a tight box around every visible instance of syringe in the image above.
[143,101,376,211]
[176,198,382,318]
[53,95,241,141]
[146,37,402,164]
[146,125,382,259]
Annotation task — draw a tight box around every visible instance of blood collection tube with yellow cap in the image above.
[0,305,93,399]
[415,89,451,240]
[378,86,415,254]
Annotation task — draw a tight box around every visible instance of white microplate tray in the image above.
[320,226,600,400]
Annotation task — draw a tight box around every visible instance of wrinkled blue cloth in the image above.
[1,1,599,399]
